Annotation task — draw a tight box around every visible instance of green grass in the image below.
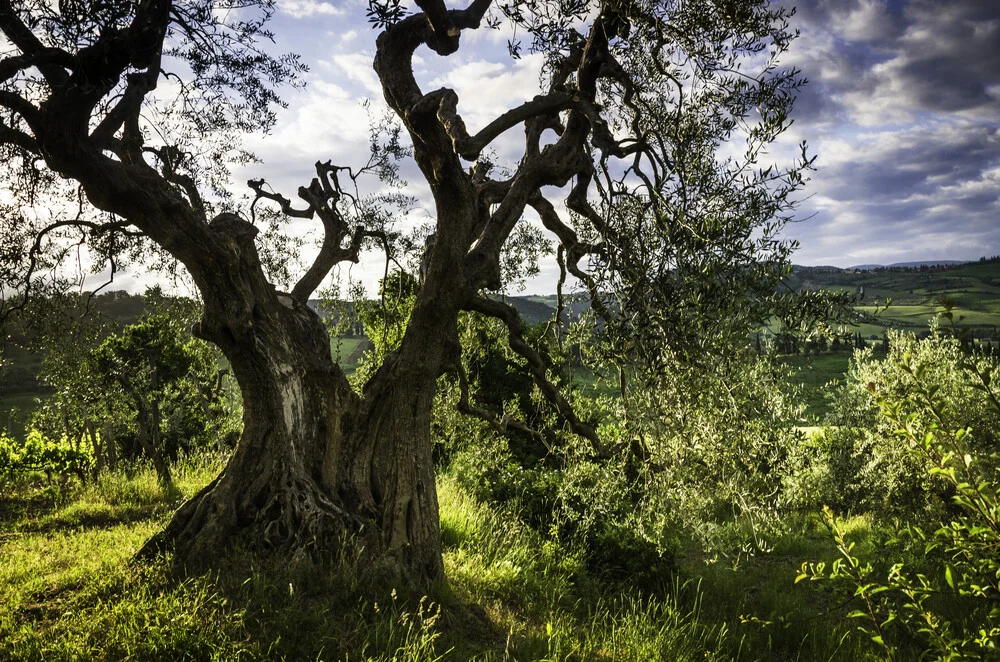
[857,303,1000,331]
[780,353,852,421]
[330,336,371,374]
[0,453,897,661]
[566,365,619,399]
[0,454,237,661]
[330,336,367,363]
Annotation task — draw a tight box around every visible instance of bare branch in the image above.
[458,18,625,289]
[424,88,576,161]
[91,64,160,149]
[414,0,492,55]
[0,89,40,124]
[474,173,511,206]
[529,192,613,322]
[453,362,553,452]
[290,226,384,302]
[565,170,609,235]
[5,215,139,325]
[376,0,492,114]
[0,120,37,152]
[251,162,377,302]
[465,294,609,458]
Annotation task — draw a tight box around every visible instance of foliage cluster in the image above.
[426,304,813,577]
[0,429,92,485]
[800,327,1000,659]
[611,348,806,554]
[802,328,1000,519]
[8,289,239,487]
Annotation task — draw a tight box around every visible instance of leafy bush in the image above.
[613,348,808,556]
[0,429,93,483]
[818,328,1000,519]
[435,322,676,583]
[801,333,1000,659]
[442,344,810,575]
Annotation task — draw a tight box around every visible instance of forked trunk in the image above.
[340,305,456,580]
[120,375,172,487]
[141,280,448,584]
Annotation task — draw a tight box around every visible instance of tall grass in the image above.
[1,458,886,660]
[437,476,738,660]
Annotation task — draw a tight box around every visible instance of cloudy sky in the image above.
[220,0,1000,293]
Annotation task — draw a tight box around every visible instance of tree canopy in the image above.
[2,0,820,583]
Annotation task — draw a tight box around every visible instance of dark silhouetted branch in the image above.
[465,294,609,458]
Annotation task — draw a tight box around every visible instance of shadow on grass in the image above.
[0,493,55,529]
[20,501,178,534]
[0,477,184,536]
[200,541,511,661]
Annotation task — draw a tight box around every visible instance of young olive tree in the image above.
[29,296,127,477]
[1,0,812,583]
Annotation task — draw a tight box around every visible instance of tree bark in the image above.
[103,420,117,472]
[139,219,453,584]
[4,2,473,585]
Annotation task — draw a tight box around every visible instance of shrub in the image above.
[801,333,1000,659]
[820,328,1000,519]
[0,429,93,484]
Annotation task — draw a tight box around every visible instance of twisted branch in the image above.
[465,294,608,457]
[0,5,71,85]
[419,87,576,161]
[144,145,206,220]
[454,363,552,453]
[250,161,376,302]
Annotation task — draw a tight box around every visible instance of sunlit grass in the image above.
[0,457,892,661]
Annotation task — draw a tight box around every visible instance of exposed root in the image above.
[136,468,369,574]
[256,474,361,555]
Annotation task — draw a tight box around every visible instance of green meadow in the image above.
[1,455,886,661]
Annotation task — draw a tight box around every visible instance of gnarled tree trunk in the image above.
[140,217,455,584]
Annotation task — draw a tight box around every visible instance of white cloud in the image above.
[830,0,899,41]
[280,0,344,19]
[239,79,373,192]
[326,53,382,96]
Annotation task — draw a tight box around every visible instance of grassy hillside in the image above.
[787,260,1000,336]
[5,263,999,438]
[330,336,371,369]
[522,261,1000,337]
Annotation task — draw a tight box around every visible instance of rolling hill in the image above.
[5,260,1000,438]
[784,259,1000,337]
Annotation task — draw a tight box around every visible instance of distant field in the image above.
[330,336,370,371]
[780,353,852,421]
[855,303,1000,334]
[0,392,44,440]
[2,262,998,434]
[789,261,1000,308]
